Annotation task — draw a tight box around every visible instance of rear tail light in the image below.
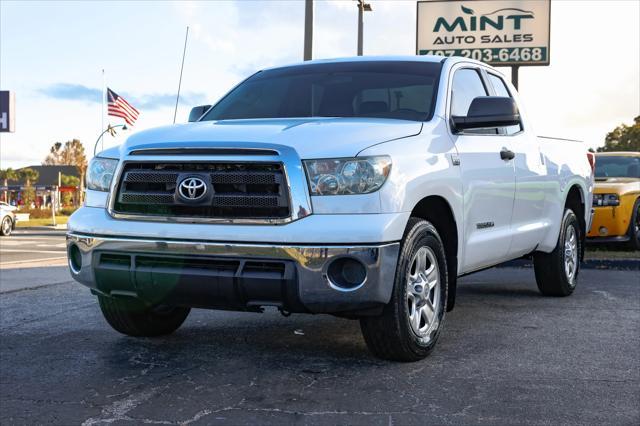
[587,152,596,174]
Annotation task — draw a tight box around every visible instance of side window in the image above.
[487,73,522,135]
[450,68,495,134]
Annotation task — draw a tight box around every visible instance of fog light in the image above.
[599,226,608,236]
[327,257,367,291]
[68,243,82,274]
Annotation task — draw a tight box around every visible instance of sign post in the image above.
[0,91,16,133]
[416,0,550,88]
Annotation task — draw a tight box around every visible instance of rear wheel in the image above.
[360,218,447,362]
[627,198,640,251]
[533,209,581,296]
[98,296,190,337]
[1,216,13,236]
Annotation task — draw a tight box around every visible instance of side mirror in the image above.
[451,97,520,132]
[188,105,211,122]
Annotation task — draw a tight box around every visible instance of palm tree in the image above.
[0,168,18,203]
[18,168,39,206]
[43,139,87,205]
[19,168,39,187]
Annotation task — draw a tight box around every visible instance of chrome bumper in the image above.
[66,233,400,314]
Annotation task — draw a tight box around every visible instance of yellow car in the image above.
[587,152,640,249]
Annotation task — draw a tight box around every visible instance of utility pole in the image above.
[357,0,372,56]
[304,0,313,61]
[511,65,519,90]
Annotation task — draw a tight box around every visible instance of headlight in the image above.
[87,158,118,192]
[304,156,392,196]
[593,193,620,207]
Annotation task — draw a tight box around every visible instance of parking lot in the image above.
[0,230,639,425]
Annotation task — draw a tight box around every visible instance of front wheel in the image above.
[360,218,448,362]
[533,209,581,296]
[627,198,640,251]
[98,296,190,337]
[1,216,13,236]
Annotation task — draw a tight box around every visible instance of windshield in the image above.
[201,61,442,122]
[595,155,640,178]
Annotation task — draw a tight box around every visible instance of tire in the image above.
[98,295,190,337]
[360,218,448,362]
[533,209,581,296]
[627,198,640,251]
[1,216,13,236]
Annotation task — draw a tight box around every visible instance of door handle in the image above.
[500,148,515,161]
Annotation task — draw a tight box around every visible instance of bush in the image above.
[18,207,77,218]
[60,207,78,216]
[20,208,52,219]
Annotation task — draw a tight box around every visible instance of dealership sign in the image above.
[0,91,16,132]
[417,0,550,66]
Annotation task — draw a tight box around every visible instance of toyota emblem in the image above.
[178,177,207,201]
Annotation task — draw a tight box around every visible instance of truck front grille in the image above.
[112,162,291,220]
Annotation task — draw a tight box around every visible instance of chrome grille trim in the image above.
[106,145,313,225]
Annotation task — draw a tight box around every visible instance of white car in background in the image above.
[0,204,16,236]
[0,202,17,212]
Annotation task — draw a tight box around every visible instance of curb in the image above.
[15,224,67,231]
[501,258,639,271]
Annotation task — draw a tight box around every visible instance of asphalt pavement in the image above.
[0,230,70,292]
[0,232,638,425]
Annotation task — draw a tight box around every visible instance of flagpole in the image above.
[101,68,105,153]
[173,26,189,124]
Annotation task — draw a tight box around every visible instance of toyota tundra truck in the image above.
[67,56,594,361]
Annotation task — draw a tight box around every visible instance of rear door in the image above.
[447,66,516,273]
[485,72,548,256]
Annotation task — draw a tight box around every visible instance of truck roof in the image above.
[262,55,490,72]
[595,152,640,157]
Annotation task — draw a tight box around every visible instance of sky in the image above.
[1,0,639,169]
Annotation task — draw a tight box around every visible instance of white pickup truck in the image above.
[68,56,594,361]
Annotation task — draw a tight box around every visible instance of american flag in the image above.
[107,88,140,126]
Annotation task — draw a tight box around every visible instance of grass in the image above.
[586,246,639,259]
[16,216,69,228]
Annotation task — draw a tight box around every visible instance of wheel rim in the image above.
[635,205,640,242]
[2,218,10,234]
[406,246,441,340]
[563,224,578,284]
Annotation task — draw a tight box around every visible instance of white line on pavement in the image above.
[1,249,66,254]
[0,256,68,266]
[4,234,65,238]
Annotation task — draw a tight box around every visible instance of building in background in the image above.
[0,165,79,208]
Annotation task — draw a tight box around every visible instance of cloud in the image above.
[40,83,207,110]
[135,92,208,110]
[40,83,102,103]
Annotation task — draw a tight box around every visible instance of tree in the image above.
[598,116,640,152]
[0,168,18,203]
[60,174,80,206]
[43,139,88,204]
[18,168,39,206]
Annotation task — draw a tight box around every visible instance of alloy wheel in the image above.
[1,217,11,235]
[563,224,578,285]
[406,246,441,340]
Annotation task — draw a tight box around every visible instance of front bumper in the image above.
[67,233,400,314]
[587,205,633,238]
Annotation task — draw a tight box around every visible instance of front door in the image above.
[448,67,516,273]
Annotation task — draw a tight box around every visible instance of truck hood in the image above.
[594,177,640,195]
[116,117,423,159]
